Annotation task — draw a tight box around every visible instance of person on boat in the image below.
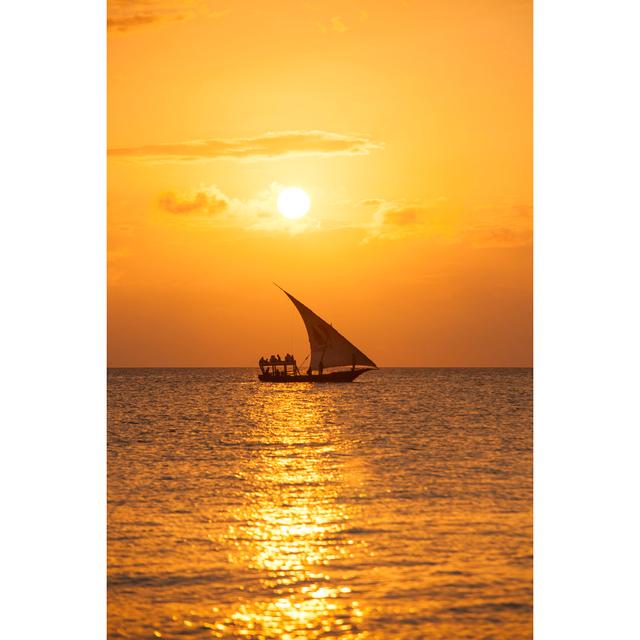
[351,352,356,372]
[318,359,324,375]
[269,355,276,364]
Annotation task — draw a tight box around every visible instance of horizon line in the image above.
[107,365,533,369]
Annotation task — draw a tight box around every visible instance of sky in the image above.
[107,0,532,367]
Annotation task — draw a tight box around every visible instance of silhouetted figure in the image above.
[318,360,324,375]
[351,352,356,372]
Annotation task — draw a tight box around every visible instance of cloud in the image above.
[108,130,382,162]
[466,225,532,248]
[331,17,348,32]
[361,198,532,246]
[363,202,434,241]
[153,185,532,247]
[317,16,348,34]
[108,14,169,31]
[464,203,533,248]
[107,0,227,33]
[157,183,319,234]
[317,7,373,34]
[158,188,228,216]
[382,207,423,226]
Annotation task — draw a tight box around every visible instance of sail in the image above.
[279,288,377,371]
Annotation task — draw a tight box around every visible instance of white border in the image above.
[1,0,106,638]
[535,0,640,636]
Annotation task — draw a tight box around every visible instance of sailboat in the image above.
[258,286,378,383]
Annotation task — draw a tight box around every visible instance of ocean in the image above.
[108,368,532,639]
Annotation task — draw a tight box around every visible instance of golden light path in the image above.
[217,387,367,639]
[108,370,533,640]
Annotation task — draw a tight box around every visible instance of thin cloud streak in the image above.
[108,130,382,162]
[107,0,227,33]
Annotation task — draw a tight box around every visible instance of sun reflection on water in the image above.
[216,387,368,639]
[109,369,533,640]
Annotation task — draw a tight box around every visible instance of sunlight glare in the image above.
[277,187,311,220]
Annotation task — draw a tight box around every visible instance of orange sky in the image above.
[107,0,532,367]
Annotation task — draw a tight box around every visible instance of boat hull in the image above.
[258,368,374,383]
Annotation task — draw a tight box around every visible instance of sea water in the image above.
[108,368,532,639]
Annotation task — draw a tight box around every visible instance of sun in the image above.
[277,187,310,220]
